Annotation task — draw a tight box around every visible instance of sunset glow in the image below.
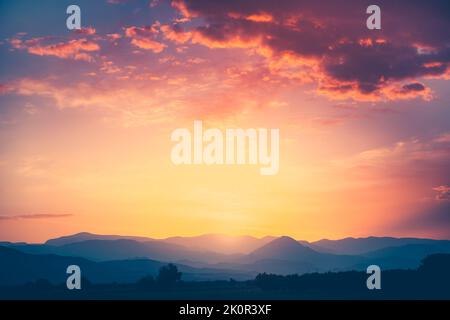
[0,0,449,243]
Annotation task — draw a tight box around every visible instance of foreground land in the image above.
[1,254,449,300]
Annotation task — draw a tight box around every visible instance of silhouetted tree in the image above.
[255,273,286,290]
[156,264,182,287]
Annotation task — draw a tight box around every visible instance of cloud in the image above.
[0,214,73,221]
[74,27,96,35]
[0,84,12,95]
[124,25,167,53]
[124,25,158,38]
[10,36,100,62]
[4,78,183,126]
[334,132,450,181]
[161,24,192,44]
[434,133,450,144]
[433,185,450,201]
[2,53,289,126]
[130,38,167,52]
[5,1,448,103]
[169,0,450,101]
[383,82,432,101]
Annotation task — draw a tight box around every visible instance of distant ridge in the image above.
[2,233,450,277]
[302,236,450,255]
[45,232,155,246]
[233,236,365,274]
[45,232,275,255]
[164,234,276,254]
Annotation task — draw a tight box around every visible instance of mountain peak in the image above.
[276,236,298,243]
[245,236,319,262]
[44,232,155,246]
[264,236,310,250]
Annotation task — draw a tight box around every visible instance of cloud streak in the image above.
[11,36,100,62]
[0,214,73,221]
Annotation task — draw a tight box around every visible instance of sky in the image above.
[0,0,449,243]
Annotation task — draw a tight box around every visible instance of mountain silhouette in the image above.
[302,236,450,255]
[2,245,449,299]
[0,246,253,286]
[52,239,236,264]
[44,232,275,255]
[3,233,450,277]
[355,242,450,270]
[163,234,276,254]
[230,236,364,275]
[245,236,319,261]
[45,232,155,246]
[3,238,237,265]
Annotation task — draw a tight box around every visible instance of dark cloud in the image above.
[402,83,426,92]
[323,44,448,93]
[171,0,450,98]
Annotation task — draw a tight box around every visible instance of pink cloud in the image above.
[433,185,450,201]
[160,24,192,44]
[130,38,167,53]
[124,25,158,37]
[124,25,167,53]
[168,0,449,101]
[74,27,96,35]
[11,37,100,62]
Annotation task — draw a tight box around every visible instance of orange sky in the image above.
[0,0,449,242]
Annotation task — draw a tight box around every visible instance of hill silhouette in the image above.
[2,233,450,277]
[43,232,275,255]
[1,251,449,299]
[302,236,450,255]
[0,246,253,286]
[235,236,364,274]
[246,236,318,260]
[45,232,155,246]
[2,238,238,264]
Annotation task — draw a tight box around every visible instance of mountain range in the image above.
[0,246,253,286]
[2,232,450,285]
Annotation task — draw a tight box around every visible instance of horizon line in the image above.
[2,231,450,245]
